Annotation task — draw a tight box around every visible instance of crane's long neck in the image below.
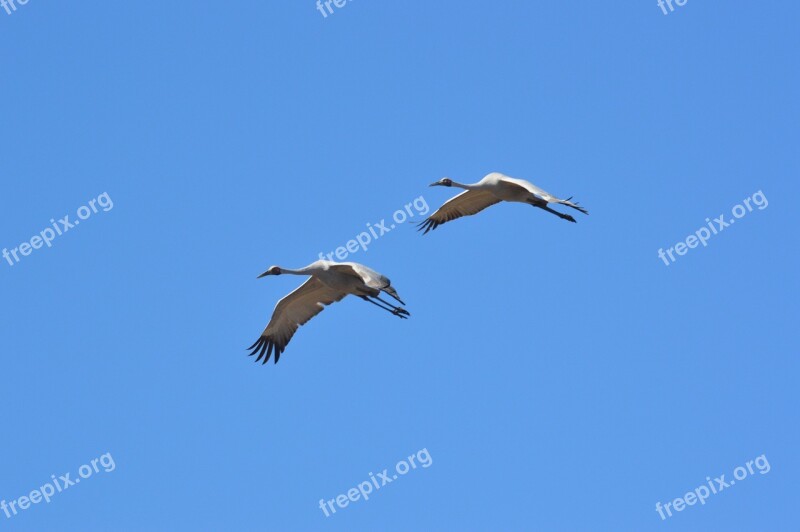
[281,267,315,275]
[450,181,477,190]
[282,263,331,276]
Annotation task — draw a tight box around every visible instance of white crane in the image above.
[418,172,588,234]
[247,260,409,364]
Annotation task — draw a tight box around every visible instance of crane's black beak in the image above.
[257,270,272,279]
[429,181,442,187]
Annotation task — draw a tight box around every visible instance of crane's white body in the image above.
[301,261,389,296]
[473,173,558,203]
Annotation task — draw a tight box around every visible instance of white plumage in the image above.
[248,261,408,364]
[419,172,588,234]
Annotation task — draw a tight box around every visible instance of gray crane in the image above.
[419,172,588,234]
[248,260,409,364]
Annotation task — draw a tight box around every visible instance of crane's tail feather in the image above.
[559,197,589,215]
[382,286,406,306]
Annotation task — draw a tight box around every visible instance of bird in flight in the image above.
[418,172,588,234]
[247,260,409,365]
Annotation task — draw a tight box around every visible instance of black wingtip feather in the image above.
[247,336,284,366]
[416,218,441,235]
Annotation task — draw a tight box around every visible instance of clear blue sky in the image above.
[1,1,798,530]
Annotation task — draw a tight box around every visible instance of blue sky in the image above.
[1,1,798,530]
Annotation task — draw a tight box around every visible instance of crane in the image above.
[419,172,588,234]
[247,260,409,364]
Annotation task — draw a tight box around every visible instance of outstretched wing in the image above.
[247,277,347,365]
[417,190,501,234]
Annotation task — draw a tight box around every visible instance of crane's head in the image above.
[257,266,282,278]
[430,178,453,187]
